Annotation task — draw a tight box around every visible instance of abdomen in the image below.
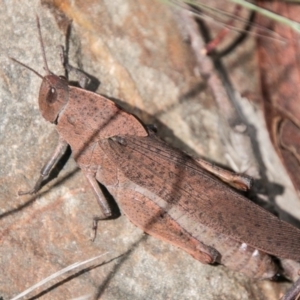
[105,178,278,279]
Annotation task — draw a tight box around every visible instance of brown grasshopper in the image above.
[11,17,300,292]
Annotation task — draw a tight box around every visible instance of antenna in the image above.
[9,16,52,79]
[36,15,50,75]
[9,57,44,79]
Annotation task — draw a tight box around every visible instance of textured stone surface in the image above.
[0,1,293,299]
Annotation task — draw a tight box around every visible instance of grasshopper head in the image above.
[39,74,69,123]
[10,16,70,124]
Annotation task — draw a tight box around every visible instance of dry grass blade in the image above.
[163,0,300,41]
[10,253,108,300]
[183,0,300,33]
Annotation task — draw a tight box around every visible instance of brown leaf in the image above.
[257,1,300,193]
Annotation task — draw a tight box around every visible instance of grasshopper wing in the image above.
[101,134,300,262]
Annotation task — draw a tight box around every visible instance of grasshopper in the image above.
[12,18,300,295]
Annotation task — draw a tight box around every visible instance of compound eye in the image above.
[46,87,57,104]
